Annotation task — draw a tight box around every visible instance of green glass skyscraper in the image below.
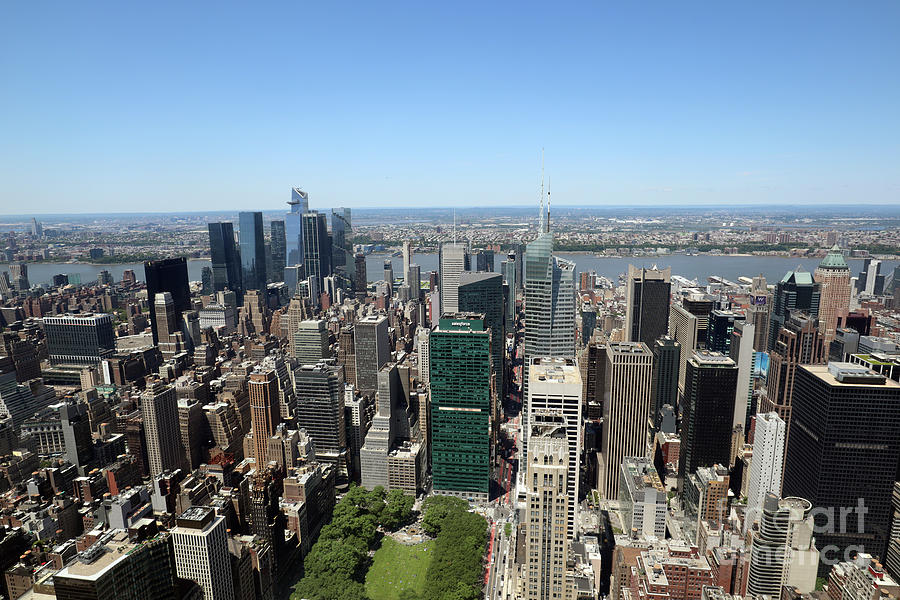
[459,271,504,396]
[429,313,491,500]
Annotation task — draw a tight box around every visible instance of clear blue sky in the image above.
[2,1,899,213]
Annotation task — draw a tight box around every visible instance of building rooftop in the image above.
[529,357,581,385]
[808,362,898,386]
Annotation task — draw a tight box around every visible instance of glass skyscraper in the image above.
[285,187,308,270]
[207,222,241,295]
[429,314,492,500]
[331,207,351,289]
[270,220,286,283]
[302,211,331,297]
[239,211,266,297]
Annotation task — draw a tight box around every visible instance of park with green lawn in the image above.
[292,488,488,600]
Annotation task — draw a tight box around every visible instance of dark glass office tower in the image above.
[768,269,820,351]
[625,265,671,348]
[683,294,716,347]
[707,309,743,354]
[285,188,307,268]
[207,222,241,295]
[459,272,505,396]
[144,257,190,344]
[270,220,286,283]
[651,336,680,432]
[678,350,737,486]
[302,211,331,296]
[430,314,492,500]
[239,212,266,297]
[331,208,351,289]
[784,363,900,573]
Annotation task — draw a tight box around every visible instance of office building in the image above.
[746,495,818,598]
[207,222,241,295]
[302,211,331,298]
[9,263,28,292]
[383,259,394,296]
[707,310,743,354]
[769,269,820,351]
[286,188,307,269]
[522,416,569,600]
[458,271,504,395]
[619,456,667,539]
[172,506,234,600]
[430,314,491,500]
[502,250,518,333]
[331,207,351,287]
[144,257,191,345]
[155,292,187,358]
[44,313,116,366]
[141,382,181,477]
[270,219,286,283]
[292,319,331,365]
[402,241,413,286]
[669,303,700,393]
[53,530,178,600]
[294,363,347,469]
[523,225,576,452]
[857,258,885,296]
[814,246,851,341]
[784,363,900,571]
[761,313,824,428]
[678,351,737,485]
[238,211,266,297]
[683,464,731,542]
[599,342,653,500]
[249,369,280,469]
[745,413,786,524]
[354,315,390,394]
[438,242,469,314]
[650,337,680,433]
[625,265,671,348]
[527,357,583,536]
[354,253,367,298]
[729,320,756,437]
[748,275,772,352]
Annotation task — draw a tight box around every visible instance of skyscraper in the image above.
[285,188,307,268]
[141,382,181,477]
[745,412,786,523]
[144,257,190,345]
[625,265,671,348]
[294,362,348,471]
[302,211,331,297]
[249,369,280,468]
[172,506,234,600]
[678,351,738,486]
[9,263,28,292]
[761,313,824,429]
[155,292,186,358]
[729,320,757,437]
[430,313,491,500]
[707,309,743,354]
[502,251,518,334]
[354,253,367,298]
[458,271,505,397]
[207,222,241,294]
[270,219,286,283]
[239,211,266,296]
[650,336,680,433]
[669,303,699,393]
[746,495,819,597]
[523,415,569,600]
[814,246,851,342]
[331,207,351,288]
[527,357,582,536]
[599,342,653,500]
[523,224,576,452]
[748,275,772,352]
[438,242,468,314]
[354,315,390,394]
[402,241,413,286]
[44,313,116,366]
[292,319,331,365]
[769,269,821,351]
[784,363,900,569]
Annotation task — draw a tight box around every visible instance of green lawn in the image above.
[365,537,434,600]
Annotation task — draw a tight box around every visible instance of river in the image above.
[6,254,897,287]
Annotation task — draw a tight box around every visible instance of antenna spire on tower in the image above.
[546,176,551,233]
[539,148,545,233]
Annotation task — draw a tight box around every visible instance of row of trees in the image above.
[292,486,415,600]
[420,496,489,600]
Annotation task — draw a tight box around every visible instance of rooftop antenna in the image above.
[546,176,551,233]
[539,149,545,233]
